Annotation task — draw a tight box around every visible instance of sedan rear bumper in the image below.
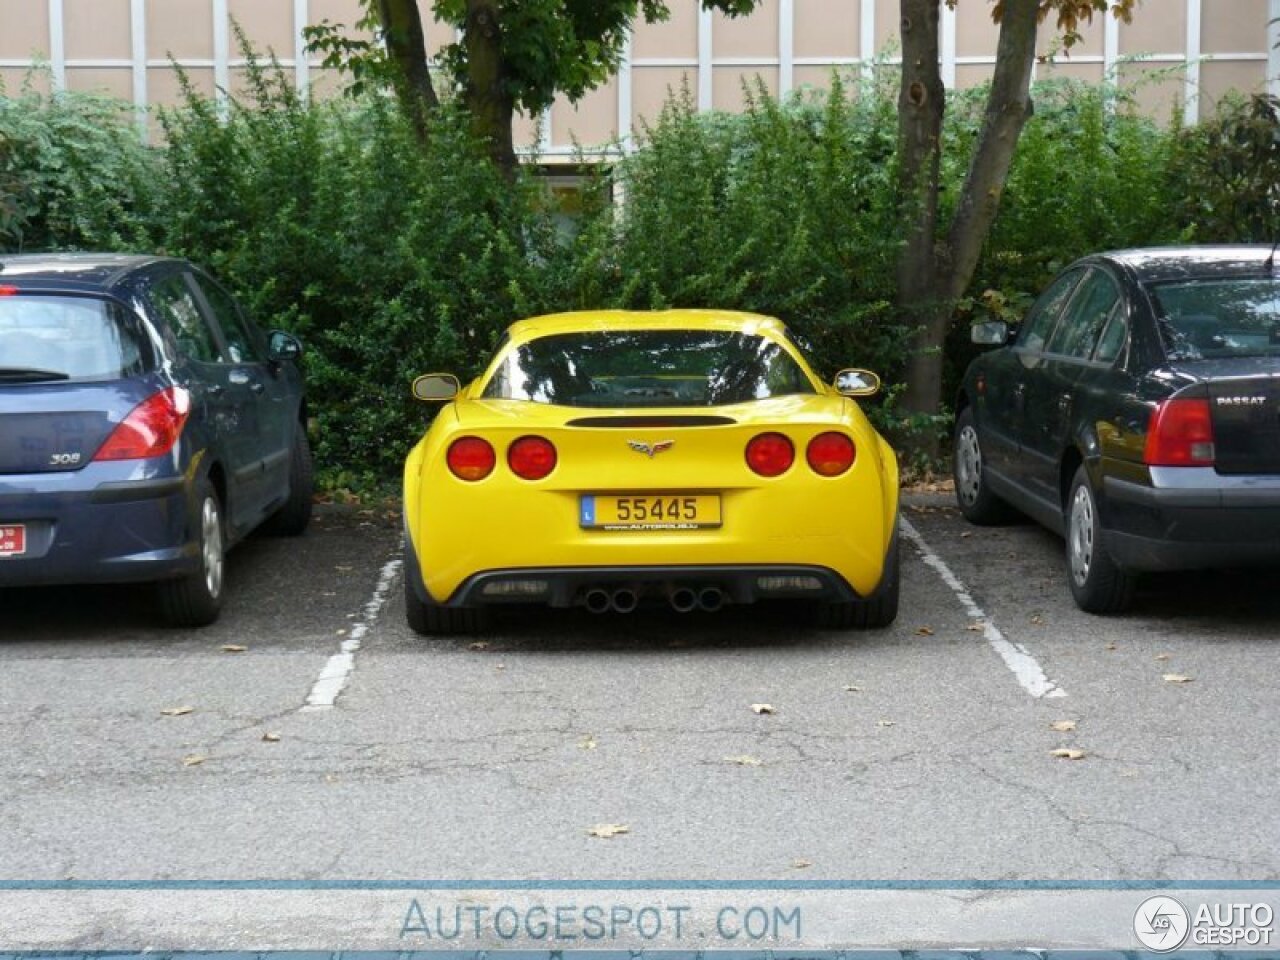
[1103,469,1280,571]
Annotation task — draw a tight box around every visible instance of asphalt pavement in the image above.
[0,495,1277,883]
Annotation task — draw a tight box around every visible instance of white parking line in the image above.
[900,517,1067,699]
[302,545,403,711]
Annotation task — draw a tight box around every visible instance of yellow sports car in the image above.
[402,310,899,634]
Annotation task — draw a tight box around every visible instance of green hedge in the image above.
[2,60,1273,486]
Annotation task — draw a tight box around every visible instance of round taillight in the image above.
[446,436,496,481]
[745,432,794,477]
[806,432,856,476]
[508,435,557,480]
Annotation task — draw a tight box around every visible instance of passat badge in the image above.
[628,440,674,458]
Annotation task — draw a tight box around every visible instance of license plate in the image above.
[0,524,26,557]
[580,494,721,530]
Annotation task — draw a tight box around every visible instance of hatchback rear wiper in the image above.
[0,367,71,382]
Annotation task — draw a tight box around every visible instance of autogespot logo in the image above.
[1134,895,1191,952]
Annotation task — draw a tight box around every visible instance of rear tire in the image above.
[404,544,488,636]
[1065,465,1135,614]
[158,480,225,628]
[262,427,313,536]
[813,522,900,629]
[954,406,1012,525]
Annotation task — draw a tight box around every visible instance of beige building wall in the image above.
[1,0,1277,150]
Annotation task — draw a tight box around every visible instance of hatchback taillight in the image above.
[93,387,190,461]
[745,432,795,477]
[446,437,496,481]
[806,432,856,476]
[1144,397,1215,466]
[508,435,557,480]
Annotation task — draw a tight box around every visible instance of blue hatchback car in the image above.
[0,253,311,626]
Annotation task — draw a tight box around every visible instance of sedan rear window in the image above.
[1151,277,1280,360]
[482,330,817,407]
[0,295,151,382]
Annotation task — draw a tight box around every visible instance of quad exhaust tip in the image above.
[584,585,727,614]
[668,587,698,613]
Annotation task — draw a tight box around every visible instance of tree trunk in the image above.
[373,0,439,143]
[895,0,946,444]
[465,0,519,179]
[942,0,1039,301]
[895,0,1042,459]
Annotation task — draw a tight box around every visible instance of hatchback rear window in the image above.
[0,295,151,382]
[1150,277,1280,360]
[482,330,817,407]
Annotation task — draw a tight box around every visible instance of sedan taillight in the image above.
[93,387,190,461]
[745,432,794,477]
[806,432,856,476]
[1144,397,1215,466]
[508,435,557,480]
[446,436,496,481]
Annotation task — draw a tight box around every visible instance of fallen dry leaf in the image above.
[159,706,194,717]
[1051,748,1086,760]
[1154,654,1170,661]
[966,621,984,632]
[915,625,935,636]
[586,823,629,839]
[1030,615,1044,625]
[750,703,775,715]
[579,735,597,751]
[724,755,763,767]
[1105,643,1118,651]
[182,754,207,767]
[468,641,490,651]
[791,858,813,869]
[1163,674,1194,684]
[261,732,281,743]
[220,644,247,653]
[1049,720,1077,732]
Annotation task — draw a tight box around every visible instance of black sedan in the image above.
[0,253,311,626]
[954,245,1280,613]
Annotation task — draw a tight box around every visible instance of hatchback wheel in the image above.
[1065,465,1135,614]
[953,407,1011,524]
[158,480,225,627]
[262,427,314,536]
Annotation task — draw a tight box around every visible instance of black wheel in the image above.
[158,479,225,627]
[1065,465,1135,614]
[262,427,313,536]
[813,521,900,630]
[954,406,1012,524]
[403,544,488,636]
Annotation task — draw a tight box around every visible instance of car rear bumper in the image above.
[1102,467,1280,571]
[438,563,864,609]
[0,467,199,587]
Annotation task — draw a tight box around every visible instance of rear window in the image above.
[1150,277,1280,360]
[482,330,817,407]
[0,294,151,382]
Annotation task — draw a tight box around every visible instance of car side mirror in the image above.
[833,368,881,397]
[971,320,1011,346]
[267,330,303,362]
[412,373,461,402]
